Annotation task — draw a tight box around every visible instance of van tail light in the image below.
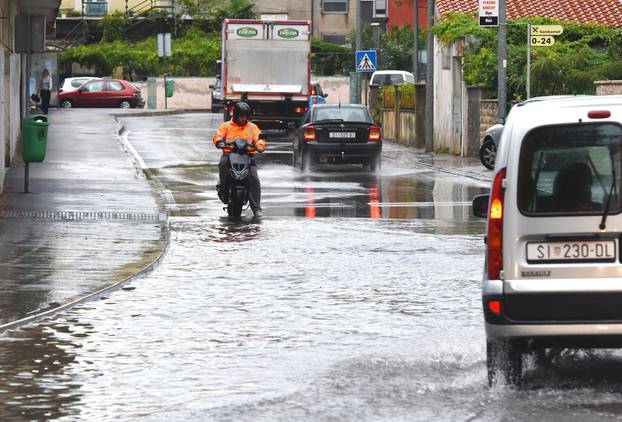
[303,125,316,141]
[487,167,506,280]
[368,124,381,141]
[488,300,502,315]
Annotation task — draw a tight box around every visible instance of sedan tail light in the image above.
[303,125,316,141]
[487,167,506,280]
[368,124,381,141]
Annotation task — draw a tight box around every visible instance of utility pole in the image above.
[425,0,435,152]
[413,0,419,81]
[355,0,362,103]
[498,0,507,119]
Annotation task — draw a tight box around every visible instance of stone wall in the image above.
[479,100,498,142]
[595,81,622,95]
[132,76,351,111]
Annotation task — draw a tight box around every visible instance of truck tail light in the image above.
[295,106,306,114]
[303,125,316,141]
[368,124,381,141]
[487,168,506,280]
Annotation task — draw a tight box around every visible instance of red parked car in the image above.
[58,79,145,109]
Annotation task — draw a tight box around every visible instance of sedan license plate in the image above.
[329,132,356,139]
[526,240,616,263]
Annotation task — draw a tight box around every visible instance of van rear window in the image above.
[518,123,622,215]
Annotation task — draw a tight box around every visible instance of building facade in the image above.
[0,0,60,192]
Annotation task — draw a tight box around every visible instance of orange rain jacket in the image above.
[213,120,265,155]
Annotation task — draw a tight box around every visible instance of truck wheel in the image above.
[487,339,523,387]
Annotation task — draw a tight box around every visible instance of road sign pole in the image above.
[527,23,531,100]
[498,0,507,119]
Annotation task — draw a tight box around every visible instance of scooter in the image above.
[218,138,255,218]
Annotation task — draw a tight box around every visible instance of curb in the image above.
[112,108,212,118]
[0,115,173,335]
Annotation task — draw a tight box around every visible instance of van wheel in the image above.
[487,339,523,387]
[479,139,496,170]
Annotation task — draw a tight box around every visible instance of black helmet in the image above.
[233,102,251,123]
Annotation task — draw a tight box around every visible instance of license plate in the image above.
[329,132,356,138]
[526,240,616,263]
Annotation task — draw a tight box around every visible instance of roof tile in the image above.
[436,0,622,27]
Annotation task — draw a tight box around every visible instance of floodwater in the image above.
[1,114,620,421]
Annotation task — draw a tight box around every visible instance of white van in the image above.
[369,70,415,87]
[472,95,622,386]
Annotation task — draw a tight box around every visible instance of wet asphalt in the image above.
[2,113,622,421]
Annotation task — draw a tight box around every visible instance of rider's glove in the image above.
[216,139,225,149]
[256,139,266,153]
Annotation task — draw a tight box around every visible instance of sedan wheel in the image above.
[119,100,132,109]
[479,139,497,170]
[60,100,73,109]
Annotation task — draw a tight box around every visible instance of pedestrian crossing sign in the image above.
[355,50,377,73]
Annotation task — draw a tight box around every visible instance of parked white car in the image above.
[369,70,415,87]
[58,76,101,93]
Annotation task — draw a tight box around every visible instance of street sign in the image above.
[530,35,555,46]
[157,33,171,57]
[530,25,564,36]
[478,0,499,27]
[355,50,377,73]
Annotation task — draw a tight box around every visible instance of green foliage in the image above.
[433,13,622,100]
[210,0,257,23]
[98,12,131,42]
[60,26,221,77]
[398,83,416,109]
[311,38,352,76]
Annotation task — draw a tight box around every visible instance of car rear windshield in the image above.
[518,123,622,215]
[314,107,370,123]
[371,74,404,86]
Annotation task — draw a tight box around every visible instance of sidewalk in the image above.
[0,109,168,330]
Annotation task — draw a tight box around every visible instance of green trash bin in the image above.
[22,115,49,162]
[165,79,175,98]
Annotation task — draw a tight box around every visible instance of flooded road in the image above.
[1,114,620,421]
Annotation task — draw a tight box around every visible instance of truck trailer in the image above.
[220,19,311,132]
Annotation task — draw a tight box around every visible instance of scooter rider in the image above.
[213,102,266,216]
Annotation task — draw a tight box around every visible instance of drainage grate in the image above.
[0,209,162,223]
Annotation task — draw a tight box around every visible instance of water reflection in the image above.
[292,172,487,222]
[0,321,86,420]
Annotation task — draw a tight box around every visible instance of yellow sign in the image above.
[530,35,555,46]
[530,25,564,36]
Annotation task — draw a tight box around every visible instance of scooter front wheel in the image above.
[227,188,245,218]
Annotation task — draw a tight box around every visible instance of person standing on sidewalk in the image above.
[38,69,52,115]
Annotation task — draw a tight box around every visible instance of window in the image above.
[370,73,405,86]
[374,0,387,17]
[518,123,622,215]
[108,81,124,91]
[71,78,90,88]
[313,107,370,123]
[321,34,347,45]
[322,0,348,13]
[83,81,105,92]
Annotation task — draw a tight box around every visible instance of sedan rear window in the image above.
[518,123,622,215]
[313,107,370,123]
[371,74,404,86]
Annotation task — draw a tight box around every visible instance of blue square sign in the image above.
[355,50,377,73]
